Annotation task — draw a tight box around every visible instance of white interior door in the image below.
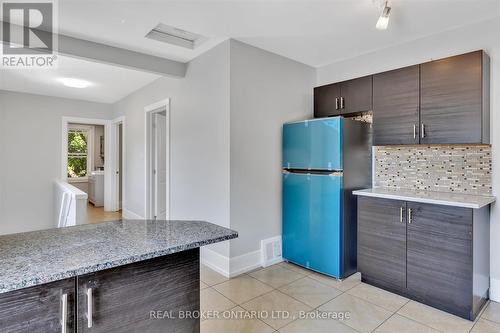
[117,124,123,210]
[153,113,167,219]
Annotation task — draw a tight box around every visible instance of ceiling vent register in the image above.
[145,23,205,49]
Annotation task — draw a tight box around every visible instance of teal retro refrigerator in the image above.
[282,117,371,279]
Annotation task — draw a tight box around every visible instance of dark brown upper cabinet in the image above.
[316,50,490,145]
[314,76,373,117]
[314,83,341,117]
[420,50,490,144]
[341,76,373,114]
[373,65,420,145]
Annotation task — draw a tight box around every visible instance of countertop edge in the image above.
[0,232,237,295]
[352,190,494,209]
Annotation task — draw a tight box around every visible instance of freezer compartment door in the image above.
[283,117,343,170]
[282,172,343,278]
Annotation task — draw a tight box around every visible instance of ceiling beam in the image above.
[0,22,187,77]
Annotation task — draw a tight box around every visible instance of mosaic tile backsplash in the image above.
[374,145,492,195]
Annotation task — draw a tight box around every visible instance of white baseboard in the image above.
[201,248,263,278]
[201,248,230,277]
[490,277,500,302]
[122,209,144,219]
[230,250,262,277]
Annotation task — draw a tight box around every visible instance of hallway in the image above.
[87,203,122,224]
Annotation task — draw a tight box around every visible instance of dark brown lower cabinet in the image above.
[358,197,490,320]
[358,197,406,294]
[0,249,200,333]
[0,278,75,333]
[406,202,473,319]
[77,249,200,333]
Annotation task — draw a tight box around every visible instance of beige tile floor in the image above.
[200,262,500,333]
[87,203,122,224]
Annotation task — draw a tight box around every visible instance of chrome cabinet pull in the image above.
[335,97,339,110]
[408,208,413,224]
[400,207,404,223]
[60,293,68,333]
[421,123,425,138]
[413,124,416,139]
[86,287,93,328]
[340,97,345,109]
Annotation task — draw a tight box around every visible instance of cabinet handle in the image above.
[413,124,416,139]
[400,207,404,223]
[340,97,345,109]
[408,208,413,224]
[86,287,93,328]
[421,123,425,138]
[60,293,68,333]
[335,97,339,110]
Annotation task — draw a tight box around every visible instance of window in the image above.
[67,125,92,180]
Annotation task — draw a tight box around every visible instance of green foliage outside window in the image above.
[68,131,88,178]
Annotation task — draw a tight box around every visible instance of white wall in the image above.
[112,40,315,270]
[317,17,500,301]
[112,41,231,257]
[229,40,315,258]
[0,90,112,235]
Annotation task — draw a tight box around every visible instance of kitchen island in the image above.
[0,219,237,332]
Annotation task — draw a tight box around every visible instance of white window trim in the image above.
[67,124,94,182]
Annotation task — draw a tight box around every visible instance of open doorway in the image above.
[145,99,170,220]
[61,116,124,224]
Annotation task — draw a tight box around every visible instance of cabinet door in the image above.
[373,66,420,145]
[77,249,200,333]
[357,197,407,294]
[420,51,483,144]
[0,278,75,333]
[314,83,341,117]
[406,202,473,318]
[340,76,373,115]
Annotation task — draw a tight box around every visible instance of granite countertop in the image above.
[0,220,237,294]
[353,188,496,209]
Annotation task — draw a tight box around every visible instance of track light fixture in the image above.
[376,1,391,30]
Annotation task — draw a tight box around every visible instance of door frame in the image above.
[62,116,125,213]
[61,117,108,181]
[144,98,170,219]
[106,116,126,212]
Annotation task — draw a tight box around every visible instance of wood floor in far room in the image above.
[87,203,122,224]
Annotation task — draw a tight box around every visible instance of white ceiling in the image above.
[58,0,500,67]
[2,0,499,103]
[0,55,161,103]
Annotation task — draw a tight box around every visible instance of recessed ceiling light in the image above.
[376,1,391,30]
[57,78,92,88]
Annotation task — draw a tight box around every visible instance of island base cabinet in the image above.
[77,248,200,333]
[0,278,76,333]
[357,196,489,320]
